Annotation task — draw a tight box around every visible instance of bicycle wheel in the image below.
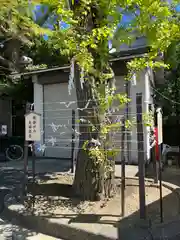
[5,145,23,161]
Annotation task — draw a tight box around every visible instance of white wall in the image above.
[32,75,44,156]
[130,69,153,163]
[113,69,153,164]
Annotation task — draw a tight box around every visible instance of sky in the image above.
[33,3,180,47]
[34,3,180,30]
[34,5,139,29]
[176,4,180,11]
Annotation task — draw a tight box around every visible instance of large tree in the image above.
[1,0,180,200]
[36,0,179,201]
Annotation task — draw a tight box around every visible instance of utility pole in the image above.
[23,102,30,202]
[71,109,75,173]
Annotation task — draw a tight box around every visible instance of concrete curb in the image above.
[2,176,180,240]
[2,207,116,240]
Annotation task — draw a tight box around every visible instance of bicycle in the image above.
[5,144,24,161]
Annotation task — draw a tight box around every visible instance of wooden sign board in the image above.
[25,112,41,141]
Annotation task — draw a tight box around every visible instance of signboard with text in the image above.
[1,125,7,135]
[25,112,41,141]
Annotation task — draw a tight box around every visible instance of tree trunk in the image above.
[73,66,115,201]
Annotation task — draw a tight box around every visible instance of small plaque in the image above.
[25,112,41,141]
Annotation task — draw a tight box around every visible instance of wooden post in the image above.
[32,142,36,210]
[24,108,41,209]
[159,144,163,223]
[136,93,146,219]
[153,143,158,183]
[152,127,158,183]
[125,81,131,163]
[121,117,126,217]
[150,104,158,183]
[156,108,164,223]
[23,103,29,201]
[71,109,75,173]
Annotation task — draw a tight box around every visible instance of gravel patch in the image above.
[21,174,180,228]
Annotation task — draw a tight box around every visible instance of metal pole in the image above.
[154,151,159,184]
[23,141,28,200]
[151,105,158,183]
[71,109,75,173]
[125,81,131,163]
[155,108,164,223]
[136,93,146,219]
[155,126,163,223]
[32,142,36,210]
[121,117,125,216]
[153,129,158,184]
[158,146,163,223]
[23,103,29,202]
[32,143,35,185]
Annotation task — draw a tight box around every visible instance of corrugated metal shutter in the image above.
[43,83,77,159]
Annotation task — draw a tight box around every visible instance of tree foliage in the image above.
[37,0,180,70]
[0,0,51,42]
[156,40,180,123]
[0,0,62,96]
[24,37,69,67]
[0,0,54,76]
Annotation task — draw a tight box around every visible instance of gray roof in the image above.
[9,46,149,78]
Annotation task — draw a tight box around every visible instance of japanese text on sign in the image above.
[25,112,41,141]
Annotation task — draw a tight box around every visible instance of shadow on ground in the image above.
[117,190,180,239]
[39,189,180,224]
[2,164,180,239]
[0,168,24,186]
[145,163,180,187]
[0,158,72,175]
[0,218,36,239]
[21,177,180,239]
[2,189,180,240]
